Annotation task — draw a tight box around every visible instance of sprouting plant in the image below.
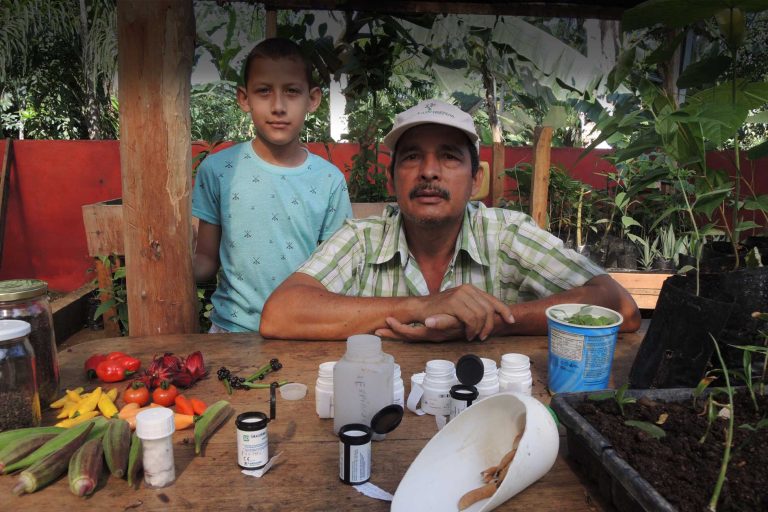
[692,375,717,410]
[708,335,735,512]
[588,382,637,417]
[624,419,666,440]
[92,254,128,335]
[627,233,659,271]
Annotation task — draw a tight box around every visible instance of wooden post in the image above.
[491,141,505,206]
[266,9,277,38]
[530,126,553,230]
[117,0,198,336]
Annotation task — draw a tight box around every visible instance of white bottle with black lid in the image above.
[449,354,484,422]
[338,404,403,485]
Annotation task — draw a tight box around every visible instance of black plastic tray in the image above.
[551,388,700,512]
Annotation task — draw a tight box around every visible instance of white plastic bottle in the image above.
[498,353,533,395]
[333,335,394,435]
[316,361,336,419]
[393,364,405,408]
[420,359,457,416]
[476,357,500,399]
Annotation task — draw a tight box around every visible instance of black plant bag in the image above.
[629,274,735,388]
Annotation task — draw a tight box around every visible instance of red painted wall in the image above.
[0,139,765,293]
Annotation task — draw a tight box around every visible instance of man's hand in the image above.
[420,284,515,341]
[375,314,465,342]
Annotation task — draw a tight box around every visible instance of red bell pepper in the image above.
[96,359,135,383]
[106,351,131,361]
[84,354,107,379]
[113,355,141,373]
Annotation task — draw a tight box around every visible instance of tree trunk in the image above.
[117,0,198,336]
[79,0,100,140]
[481,54,505,206]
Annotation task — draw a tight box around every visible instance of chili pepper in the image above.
[113,355,141,373]
[95,360,135,383]
[106,351,131,361]
[189,398,207,415]
[84,354,107,379]
[174,395,195,416]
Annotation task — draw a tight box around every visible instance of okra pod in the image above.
[3,421,95,474]
[126,432,143,488]
[68,437,104,496]
[194,400,233,455]
[11,422,93,495]
[0,433,58,473]
[103,419,131,478]
[0,426,64,453]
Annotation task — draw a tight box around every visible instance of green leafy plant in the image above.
[624,419,666,440]
[589,383,637,417]
[92,255,128,335]
[708,334,735,512]
[627,233,659,271]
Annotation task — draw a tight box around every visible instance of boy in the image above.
[192,38,352,332]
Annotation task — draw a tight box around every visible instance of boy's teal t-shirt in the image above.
[192,141,352,332]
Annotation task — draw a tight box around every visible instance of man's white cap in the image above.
[383,99,479,152]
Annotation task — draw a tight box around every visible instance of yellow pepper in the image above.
[97,393,119,419]
[106,387,118,402]
[56,410,99,428]
[74,387,102,417]
[50,387,84,408]
[57,400,80,419]
[66,388,84,402]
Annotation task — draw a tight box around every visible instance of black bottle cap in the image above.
[456,354,484,386]
[370,404,404,435]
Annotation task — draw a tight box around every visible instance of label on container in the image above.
[237,427,269,469]
[339,438,371,484]
[548,326,617,393]
[421,392,450,416]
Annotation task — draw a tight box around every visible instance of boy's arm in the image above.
[193,220,221,282]
[259,273,513,341]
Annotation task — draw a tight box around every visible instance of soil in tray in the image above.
[575,391,768,512]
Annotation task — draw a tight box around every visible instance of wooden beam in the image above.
[260,1,638,19]
[530,126,553,230]
[0,139,12,268]
[117,0,198,336]
[491,141,505,206]
[266,8,277,38]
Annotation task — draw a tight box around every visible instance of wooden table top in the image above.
[0,331,644,511]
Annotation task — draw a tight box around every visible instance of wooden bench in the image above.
[609,271,671,309]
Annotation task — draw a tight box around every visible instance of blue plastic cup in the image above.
[545,304,623,393]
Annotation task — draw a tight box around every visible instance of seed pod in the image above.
[194,400,233,455]
[3,421,95,475]
[458,482,497,510]
[68,437,104,496]
[127,432,143,488]
[11,423,94,495]
[0,433,58,473]
[103,419,131,478]
[0,426,64,453]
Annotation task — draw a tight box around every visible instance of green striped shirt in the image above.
[297,202,605,302]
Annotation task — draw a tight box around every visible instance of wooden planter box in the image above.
[608,272,672,310]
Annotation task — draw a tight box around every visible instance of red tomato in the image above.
[123,381,150,406]
[152,381,179,407]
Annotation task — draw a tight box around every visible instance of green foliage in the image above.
[588,383,637,417]
[624,419,666,439]
[92,255,128,335]
[564,314,615,326]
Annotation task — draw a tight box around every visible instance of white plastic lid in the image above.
[501,353,530,369]
[136,406,176,440]
[279,382,308,400]
[0,319,31,342]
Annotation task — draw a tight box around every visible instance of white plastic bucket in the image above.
[391,392,559,512]
[545,304,623,393]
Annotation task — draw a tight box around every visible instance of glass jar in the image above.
[0,320,42,431]
[0,279,59,406]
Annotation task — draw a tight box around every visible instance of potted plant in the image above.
[552,334,768,512]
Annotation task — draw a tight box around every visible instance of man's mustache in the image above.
[409,184,450,200]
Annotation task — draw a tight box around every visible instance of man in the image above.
[260,99,640,341]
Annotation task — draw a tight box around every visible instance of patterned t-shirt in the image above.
[297,202,605,302]
[192,142,352,332]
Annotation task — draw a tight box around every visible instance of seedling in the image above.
[624,420,666,440]
[708,335,735,512]
[588,383,637,417]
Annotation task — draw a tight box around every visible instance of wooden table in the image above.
[0,331,644,511]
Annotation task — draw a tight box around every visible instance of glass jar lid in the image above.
[0,279,48,301]
[0,319,32,341]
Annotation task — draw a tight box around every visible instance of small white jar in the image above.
[420,360,457,416]
[315,361,336,419]
[136,407,176,488]
[475,357,500,399]
[393,364,405,408]
[498,353,533,395]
